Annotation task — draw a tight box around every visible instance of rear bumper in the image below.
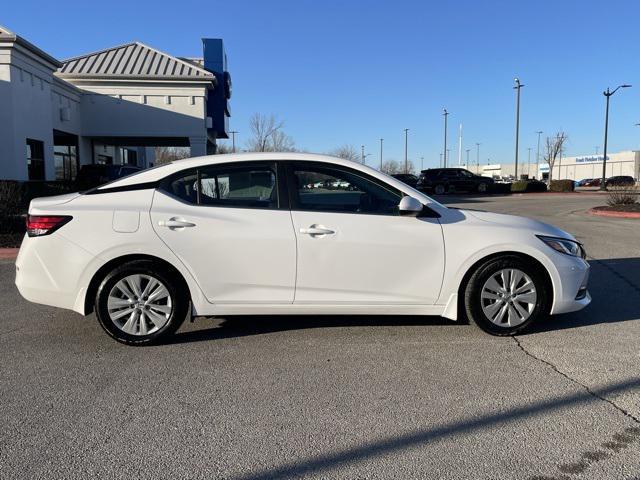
[15,233,94,313]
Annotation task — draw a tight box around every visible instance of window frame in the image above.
[26,138,45,181]
[158,161,286,211]
[284,161,403,216]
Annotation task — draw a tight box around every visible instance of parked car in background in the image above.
[606,176,635,187]
[391,173,419,188]
[581,178,602,187]
[417,168,494,194]
[76,164,142,191]
[575,178,593,187]
[16,153,590,345]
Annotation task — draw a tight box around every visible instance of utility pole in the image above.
[535,131,542,179]
[439,153,443,167]
[420,156,424,171]
[230,130,238,153]
[465,148,470,166]
[458,123,463,166]
[601,84,632,190]
[379,138,384,170]
[442,108,449,167]
[361,145,365,164]
[527,147,532,177]
[404,128,409,173]
[514,78,524,179]
[475,142,481,175]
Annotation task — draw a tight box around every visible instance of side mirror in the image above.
[398,196,423,217]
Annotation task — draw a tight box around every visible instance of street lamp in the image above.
[535,131,543,179]
[475,142,481,174]
[442,108,449,167]
[420,156,424,171]
[379,138,384,170]
[514,78,525,179]
[601,84,632,190]
[465,148,470,166]
[527,147,532,177]
[404,128,410,173]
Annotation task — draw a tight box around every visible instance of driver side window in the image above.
[291,163,402,215]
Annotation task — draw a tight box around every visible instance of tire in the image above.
[434,184,446,195]
[95,260,189,345]
[477,182,488,193]
[463,255,551,336]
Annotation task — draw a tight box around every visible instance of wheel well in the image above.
[457,251,554,318]
[84,254,190,315]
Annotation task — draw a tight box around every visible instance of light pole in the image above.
[361,145,365,164]
[442,108,449,167]
[465,148,470,166]
[379,138,384,170]
[420,156,424,171]
[475,142,481,174]
[527,147,532,177]
[535,131,542,179]
[230,130,239,153]
[514,78,524,179]
[404,128,409,173]
[439,153,443,167]
[595,146,599,155]
[601,84,632,190]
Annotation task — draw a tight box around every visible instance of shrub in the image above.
[0,181,24,234]
[510,180,547,193]
[607,186,639,206]
[549,179,574,192]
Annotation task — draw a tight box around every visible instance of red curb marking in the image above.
[587,208,640,219]
[0,248,19,260]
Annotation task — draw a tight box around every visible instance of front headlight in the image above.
[537,235,586,258]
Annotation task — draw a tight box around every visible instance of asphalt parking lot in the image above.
[1,193,639,480]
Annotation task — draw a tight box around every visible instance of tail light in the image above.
[26,215,72,237]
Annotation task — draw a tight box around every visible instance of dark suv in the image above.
[417,168,494,194]
[606,176,635,187]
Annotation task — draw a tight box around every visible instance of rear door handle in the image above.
[158,218,196,228]
[299,226,335,236]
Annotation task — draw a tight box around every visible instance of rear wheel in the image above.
[434,184,446,195]
[95,260,189,345]
[477,182,488,193]
[464,255,550,335]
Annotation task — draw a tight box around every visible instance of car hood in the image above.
[460,209,575,240]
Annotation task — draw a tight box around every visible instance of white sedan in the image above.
[15,153,590,345]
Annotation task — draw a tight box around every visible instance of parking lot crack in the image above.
[512,336,640,424]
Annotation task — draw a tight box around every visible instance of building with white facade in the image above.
[0,25,231,182]
[462,150,640,181]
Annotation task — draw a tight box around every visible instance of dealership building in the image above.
[0,25,231,182]
[464,150,640,181]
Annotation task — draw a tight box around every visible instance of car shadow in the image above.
[167,257,640,344]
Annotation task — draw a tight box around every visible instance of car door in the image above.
[286,161,445,305]
[150,161,296,304]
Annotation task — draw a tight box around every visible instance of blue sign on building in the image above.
[202,39,231,145]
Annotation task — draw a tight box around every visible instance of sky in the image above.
[4,0,640,169]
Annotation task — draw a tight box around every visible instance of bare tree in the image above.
[155,147,190,165]
[215,142,233,154]
[381,159,415,175]
[245,113,296,152]
[543,132,568,182]
[329,145,360,162]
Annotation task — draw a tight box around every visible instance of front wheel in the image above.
[95,260,189,345]
[434,184,446,195]
[463,256,551,336]
[477,182,488,193]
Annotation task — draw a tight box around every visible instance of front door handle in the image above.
[158,218,196,228]
[299,226,335,236]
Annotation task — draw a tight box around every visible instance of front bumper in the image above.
[549,255,591,315]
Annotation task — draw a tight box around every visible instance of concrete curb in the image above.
[0,248,19,260]
[587,207,640,219]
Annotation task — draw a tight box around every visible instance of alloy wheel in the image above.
[107,274,173,336]
[480,268,537,327]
